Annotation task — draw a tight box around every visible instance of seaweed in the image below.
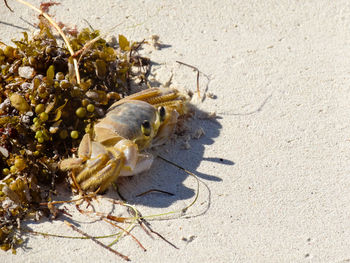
[0,1,150,252]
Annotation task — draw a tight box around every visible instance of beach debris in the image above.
[192,127,205,139]
[205,92,216,99]
[0,1,151,252]
[181,135,191,150]
[0,0,205,257]
[150,35,162,50]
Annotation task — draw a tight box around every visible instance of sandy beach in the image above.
[1,0,350,262]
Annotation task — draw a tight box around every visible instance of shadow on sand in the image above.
[103,105,234,209]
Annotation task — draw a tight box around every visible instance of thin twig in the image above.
[73,35,102,60]
[65,221,130,261]
[136,189,174,197]
[3,0,14,12]
[74,21,125,63]
[13,0,81,84]
[102,217,147,251]
[128,209,179,250]
[82,18,94,31]
[157,155,200,214]
[104,214,128,223]
[196,70,200,97]
[24,228,119,240]
[144,222,179,249]
[176,60,201,98]
[39,193,96,206]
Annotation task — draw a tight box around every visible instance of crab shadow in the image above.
[104,106,233,209]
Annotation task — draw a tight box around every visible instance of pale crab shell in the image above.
[93,100,161,150]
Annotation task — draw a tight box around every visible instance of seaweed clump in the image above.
[0,16,150,252]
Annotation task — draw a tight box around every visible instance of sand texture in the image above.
[1,0,350,262]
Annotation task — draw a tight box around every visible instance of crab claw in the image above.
[62,135,154,192]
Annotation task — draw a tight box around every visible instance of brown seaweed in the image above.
[0,3,150,252]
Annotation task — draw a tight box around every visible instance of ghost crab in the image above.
[59,88,189,192]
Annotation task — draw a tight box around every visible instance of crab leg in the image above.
[77,139,140,192]
[59,134,93,171]
[80,158,123,192]
[75,153,109,183]
[109,88,187,114]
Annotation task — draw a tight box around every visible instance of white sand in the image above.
[1,0,350,262]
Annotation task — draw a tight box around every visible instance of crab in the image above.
[59,87,189,192]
